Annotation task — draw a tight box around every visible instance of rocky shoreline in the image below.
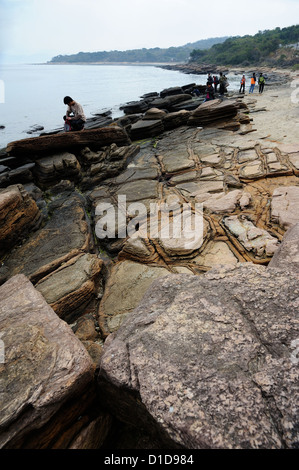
[158,63,293,83]
[0,72,299,449]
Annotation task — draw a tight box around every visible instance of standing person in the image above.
[258,73,265,93]
[207,73,213,85]
[239,75,246,93]
[219,72,226,96]
[213,75,219,93]
[63,96,86,131]
[249,74,256,94]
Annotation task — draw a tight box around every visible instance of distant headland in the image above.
[48,25,299,69]
[48,37,229,64]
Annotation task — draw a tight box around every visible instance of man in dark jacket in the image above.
[258,74,265,93]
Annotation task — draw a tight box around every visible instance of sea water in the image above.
[0,63,242,148]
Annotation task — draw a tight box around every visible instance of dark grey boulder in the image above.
[129,119,164,140]
[160,86,184,98]
[120,100,149,115]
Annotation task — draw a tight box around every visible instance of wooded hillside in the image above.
[189,25,299,67]
[49,37,228,63]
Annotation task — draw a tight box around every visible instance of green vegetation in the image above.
[189,25,299,66]
[49,37,228,64]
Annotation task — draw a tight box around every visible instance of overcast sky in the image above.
[1,0,298,63]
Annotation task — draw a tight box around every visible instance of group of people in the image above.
[63,71,266,133]
[201,72,229,102]
[200,71,266,103]
[247,72,266,94]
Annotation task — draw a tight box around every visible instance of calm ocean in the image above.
[0,64,241,148]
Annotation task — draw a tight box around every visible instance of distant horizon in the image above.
[1,22,297,65]
[0,36,229,65]
[0,23,297,65]
[2,0,298,65]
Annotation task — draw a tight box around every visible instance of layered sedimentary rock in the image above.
[223,215,280,258]
[1,79,299,449]
[0,162,35,187]
[33,152,81,187]
[1,192,93,284]
[6,126,131,156]
[35,253,103,322]
[187,99,239,127]
[1,143,140,192]
[0,184,42,257]
[162,110,191,130]
[79,143,140,190]
[149,93,193,111]
[120,100,149,114]
[0,274,97,449]
[129,119,164,140]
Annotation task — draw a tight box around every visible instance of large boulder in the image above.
[150,94,193,112]
[160,86,185,98]
[0,163,36,188]
[98,261,299,449]
[0,274,97,448]
[33,152,81,187]
[129,119,164,140]
[80,144,140,190]
[120,100,149,115]
[162,110,191,130]
[188,99,239,126]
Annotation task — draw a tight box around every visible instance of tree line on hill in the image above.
[48,37,228,64]
[189,25,299,67]
[49,26,298,68]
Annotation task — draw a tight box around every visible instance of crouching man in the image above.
[63,96,86,131]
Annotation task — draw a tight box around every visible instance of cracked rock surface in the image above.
[99,259,299,449]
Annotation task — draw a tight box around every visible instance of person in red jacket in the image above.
[203,82,215,102]
[213,75,219,93]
